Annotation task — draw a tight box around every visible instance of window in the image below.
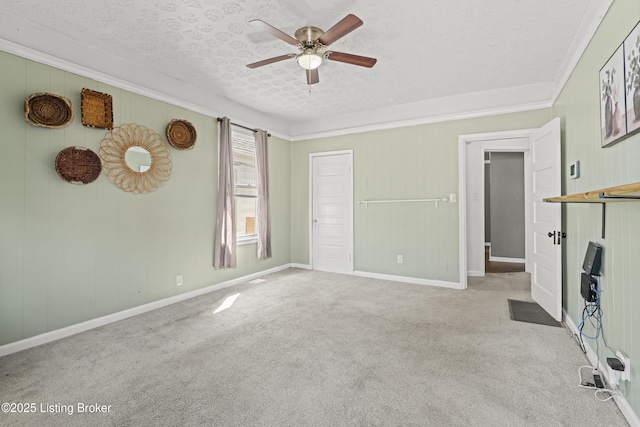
[232,129,257,243]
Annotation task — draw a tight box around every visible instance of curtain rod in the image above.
[217,117,271,137]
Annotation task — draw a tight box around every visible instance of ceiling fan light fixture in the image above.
[246,15,376,86]
[297,52,322,70]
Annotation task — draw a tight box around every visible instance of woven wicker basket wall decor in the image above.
[81,88,113,129]
[24,93,74,128]
[55,146,102,184]
[166,119,197,150]
[100,124,172,193]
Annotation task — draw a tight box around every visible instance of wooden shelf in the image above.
[543,181,640,238]
[544,182,640,203]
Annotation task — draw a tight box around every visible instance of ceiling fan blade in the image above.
[249,19,299,46]
[317,14,363,46]
[247,54,295,69]
[326,51,377,68]
[306,68,319,85]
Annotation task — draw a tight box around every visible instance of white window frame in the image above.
[232,128,258,245]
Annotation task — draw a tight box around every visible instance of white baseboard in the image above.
[489,256,526,263]
[353,271,463,290]
[467,270,485,277]
[290,263,312,270]
[0,264,292,358]
[563,309,640,427]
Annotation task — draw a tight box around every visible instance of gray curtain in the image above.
[254,129,272,259]
[213,117,236,269]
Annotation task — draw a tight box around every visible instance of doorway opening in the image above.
[484,151,526,274]
[458,130,533,287]
[458,119,562,320]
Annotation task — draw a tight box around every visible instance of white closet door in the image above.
[311,152,353,274]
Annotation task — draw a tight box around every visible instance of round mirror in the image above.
[125,146,152,172]
[100,124,172,193]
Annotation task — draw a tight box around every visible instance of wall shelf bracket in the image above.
[601,202,606,239]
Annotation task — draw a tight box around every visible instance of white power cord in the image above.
[595,388,620,402]
[577,365,622,401]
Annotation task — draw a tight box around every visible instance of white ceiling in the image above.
[0,0,611,139]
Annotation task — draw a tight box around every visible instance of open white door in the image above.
[530,118,562,321]
[311,152,353,274]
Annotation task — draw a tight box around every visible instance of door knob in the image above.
[547,231,565,245]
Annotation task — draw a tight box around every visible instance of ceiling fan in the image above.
[246,14,377,85]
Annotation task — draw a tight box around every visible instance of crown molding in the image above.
[0,21,292,139]
[551,0,613,102]
[2,35,554,142]
[289,83,553,141]
[1,0,612,142]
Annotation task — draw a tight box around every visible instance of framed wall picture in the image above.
[624,21,640,135]
[600,44,626,147]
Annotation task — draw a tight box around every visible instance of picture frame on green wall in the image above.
[624,21,640,136]
[599,44,626,147]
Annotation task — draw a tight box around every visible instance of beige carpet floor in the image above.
[0,268,629,426]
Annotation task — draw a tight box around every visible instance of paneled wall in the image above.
[0,50,291,346]
[552,0,640,415]
[290,110,551,284]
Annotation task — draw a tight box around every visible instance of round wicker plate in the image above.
[25,93,74,128]
[55,146,102,184]
[166,119,197,150]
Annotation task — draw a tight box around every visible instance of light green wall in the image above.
[4,5,640,419]
[291,109,551,283]
[0,50,291,346]
[552,0,640,415]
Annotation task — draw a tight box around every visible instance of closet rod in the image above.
[217,117,271,137]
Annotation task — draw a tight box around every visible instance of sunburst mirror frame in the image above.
[99,123,172,193]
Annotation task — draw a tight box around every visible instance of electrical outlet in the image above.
[176,275,183,287]
[397,255,403,264]
[616,351,631,382]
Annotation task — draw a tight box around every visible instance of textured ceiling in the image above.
[1,0,607,137]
